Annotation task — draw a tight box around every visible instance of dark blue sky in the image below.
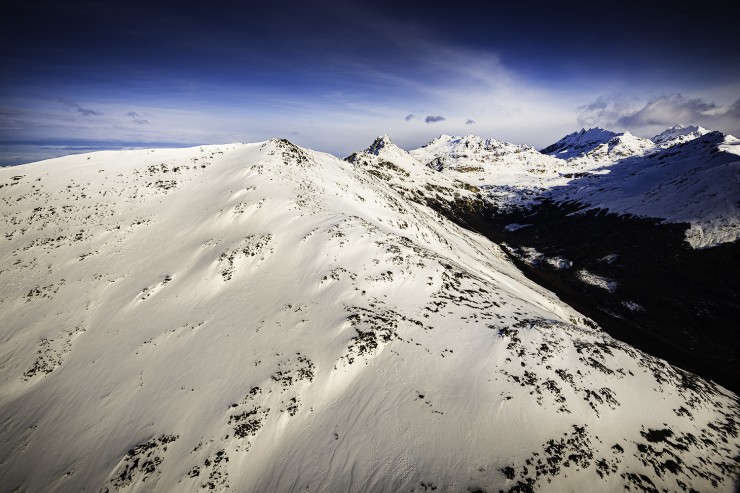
[2,0,738,163]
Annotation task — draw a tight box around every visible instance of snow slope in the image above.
[0,140,738,492]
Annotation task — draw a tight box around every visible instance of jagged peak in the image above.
[365,134,399,155]
[345,134,420,166]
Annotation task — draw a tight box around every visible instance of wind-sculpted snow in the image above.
[0,139,738,492]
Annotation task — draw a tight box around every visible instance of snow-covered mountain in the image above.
[346,135,485,217]
[1,139,738,492]
[410,127,739,248]
[540,127,618,159]
[403,130,663,213]
[651,124,709,147]
[407,134,567,209]
[541,128,655,164]
[410,134,561,173]
[542,125,711,164]
[547,131,740,248]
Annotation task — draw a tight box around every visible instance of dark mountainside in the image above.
[436,200,739,393]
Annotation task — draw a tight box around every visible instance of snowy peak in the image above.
[540,127,618,159]
[547,130,655,165]
[365,134,396,155]
[398,134,568,210]
[409,133,559,174]
[346,135,483,208]
[544,125,715,163]
[350,134,419,166]
[652,124,710,147]
[348,134,415,168]
[600,131,655,159]
[422,133,456,147]
[415,133,532,156]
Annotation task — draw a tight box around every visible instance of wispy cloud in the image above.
[59,98,102,117]
[404,113,417,121]
[465,119,476,125]
[127,111,149,125]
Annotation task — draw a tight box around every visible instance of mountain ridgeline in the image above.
[358,127,740,393]
[0,127,738,492]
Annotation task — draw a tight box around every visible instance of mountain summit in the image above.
[364,134,396,155]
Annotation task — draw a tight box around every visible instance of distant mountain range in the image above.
[0,126,738,492]
[358,125,739,249]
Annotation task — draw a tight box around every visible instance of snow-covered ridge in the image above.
[1,139,738,492]
[363,134,395,156]
[405,134,567,209]
[540,127,618,159]
[391,127,738,248]
[346,134,483,210]
[577,131,655,163]
[651,124,709,147]
[545,130,656,166]
[541,125,712,164]
[411,133,561,172]
[547,131,740,248]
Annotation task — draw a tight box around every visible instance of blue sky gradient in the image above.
[2,0,739,164]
